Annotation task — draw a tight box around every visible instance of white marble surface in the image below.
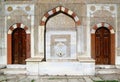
[26,61,39,75]
[116,56,120,65]
[26,59,95,75]
[38,62,95,75]
[0,55,6,64]
[46,30,77,61]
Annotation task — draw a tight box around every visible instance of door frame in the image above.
[7,23,30,64]
[12,28,26,64]
[91,22,115,65]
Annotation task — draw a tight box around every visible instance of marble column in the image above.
[77,26,85,56]
[38,26,44,58]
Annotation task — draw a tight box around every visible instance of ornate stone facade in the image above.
[0,0,120,75]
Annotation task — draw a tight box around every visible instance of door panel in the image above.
[95,36,101,64]
[12,28,26,64]
[95,27,110,65]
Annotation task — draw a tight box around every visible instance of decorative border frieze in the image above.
[40,6,80,26]
[87,4,117,17]
[5,4,34,15]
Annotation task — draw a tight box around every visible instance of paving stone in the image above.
[0,75,7,82]
[16,75,27,81]
[98,74,119,80]
[7,79,18,82]
[16,75,29,82]
[5,75,17,82]
[0,69,4,74]
[90,76,102,81]
[1,74,120,82]
[33,79,40,82]
[68,78,80,82]
[83,77,93,82]
[19,78,31,82]
[39,78,44,82]
[78,78,86,82]
[43,78,67,82]
[27,75,40,82]
[6,75,16,79]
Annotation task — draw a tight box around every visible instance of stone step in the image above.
[116,65,120,69]
[2,68,27,75]
[95,68,120,74]
[95,65,116,69]
[0,65,6,74]
[0,64,6,69]
[0,69,4,74]
[7,65,26,69]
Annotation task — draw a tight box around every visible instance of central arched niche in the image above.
[46,13,77,61]
[46,13,75,29]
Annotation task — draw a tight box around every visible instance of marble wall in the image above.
[0,0,120,64]
[0,1,6,64]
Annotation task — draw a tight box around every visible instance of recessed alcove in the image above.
[46,13,76,61]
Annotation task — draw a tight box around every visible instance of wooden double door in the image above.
[95,27,110,64]
[12,28,26,64]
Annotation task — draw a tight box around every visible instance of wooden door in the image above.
[12,28,26,64]
[95,27,110,65]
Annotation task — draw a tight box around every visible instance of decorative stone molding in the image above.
[5,4,34,16]
[8,23,30,34]
[87,4,117,17]
[87,4,116,30]
[40,6,80,26]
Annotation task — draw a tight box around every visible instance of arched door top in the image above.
[40,6,80,26]
[7,23,30,64]
[91,22,115,34]
[8,23,30,34]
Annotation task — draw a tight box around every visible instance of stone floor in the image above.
[0,74,120,82]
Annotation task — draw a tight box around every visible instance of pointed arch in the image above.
[40,6,80,26]
[7,23,30,64]
[8,23,30,34]
[38,6,80,60]
[91,22,115,65]
[91,22,114,34]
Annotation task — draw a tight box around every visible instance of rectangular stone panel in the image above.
[46,30,76,61]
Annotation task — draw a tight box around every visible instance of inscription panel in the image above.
[51,35,70,58]
[46,30,76,61]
